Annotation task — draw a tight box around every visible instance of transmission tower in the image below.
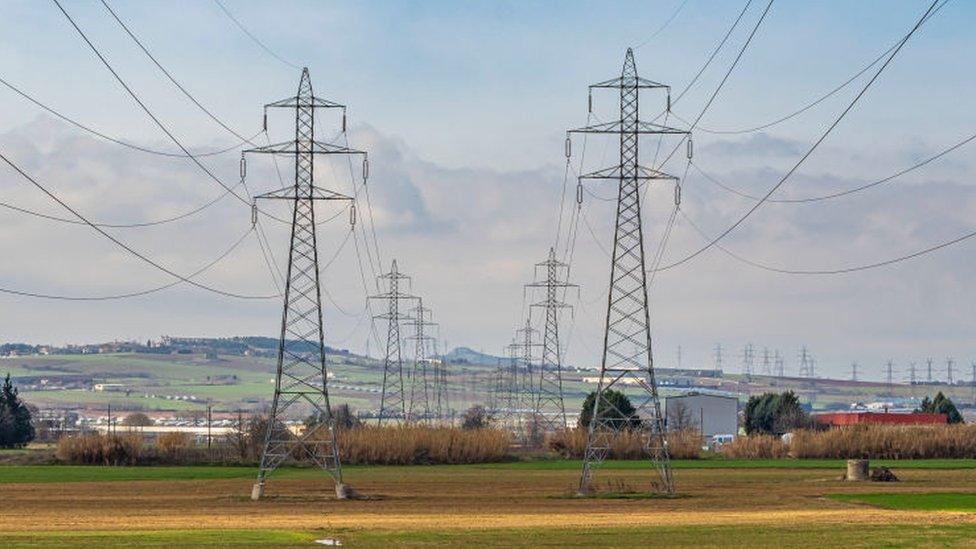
[433,340,450,421]
[774,351,784,378]
[761,347,771,376]
[926,357,934,383]
[946,357,955,385]
[525,247,578,431]
[971,361,976,406]
[714,343,723,371]
[573,49,690,495]
[798,346,814,378]
[248,68,363,500]
[884,360,895,396]
[370,260,418,424]
[851,361,859,382]
[742,343,755,378]
[509,319,542,434]
[908,362,918,385]
[405,302,436,422]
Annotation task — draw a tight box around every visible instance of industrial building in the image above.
[664,392,739,438]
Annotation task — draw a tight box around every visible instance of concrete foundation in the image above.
[846,459,869,481]
[251,482,264,500]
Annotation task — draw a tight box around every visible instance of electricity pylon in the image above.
[248,68,363,500]
[509,319,542,437]
[774,351,785,378]
[433,347,450,421]
[370,260,417,424]
[742,343,755,379]
[714,343,723,371]
[761,347,771,376]
[884,360,895,396]
[851,361,859,382]
[525,247,578,431]
[405,302,436,422]
[572,49,689,495]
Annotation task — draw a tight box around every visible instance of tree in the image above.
[122,412,153,427]
[0,373,35,448]
[744,391,809,435]
[666,401,698,432]
[918,392,964,424]
[578,389,641,431]
[460,405,493,430]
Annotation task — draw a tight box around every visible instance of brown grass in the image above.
[55,433,144,465]
[546,428,702,459]
[789,424,976,459]
[337,425,511,465]
[718,434,788,459]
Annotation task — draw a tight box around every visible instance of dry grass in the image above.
[55,434,144,465]
[546,428,702,459]
[718,434,788,459]
[789,425,976,459]
[337,425,511,465]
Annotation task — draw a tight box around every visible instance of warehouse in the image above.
[664,392,739,438]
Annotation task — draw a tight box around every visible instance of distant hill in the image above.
[442,347,506,365]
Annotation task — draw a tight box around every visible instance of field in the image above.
[3,460,976,547]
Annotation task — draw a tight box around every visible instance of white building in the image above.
[665,392,738,438]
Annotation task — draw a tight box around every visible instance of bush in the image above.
[122,413,153,427]
[461,405,493,430]
[56,433,143,465]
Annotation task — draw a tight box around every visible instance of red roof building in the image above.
[813,411,947,427]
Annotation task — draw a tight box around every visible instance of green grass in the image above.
[5,458,976,484]
[8,524,976,548]
[829,492,976,512]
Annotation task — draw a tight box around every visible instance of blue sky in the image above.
[1,0,975,380]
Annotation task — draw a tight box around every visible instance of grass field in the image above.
[3,459,976,547]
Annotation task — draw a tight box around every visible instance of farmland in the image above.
[3,459,976,547]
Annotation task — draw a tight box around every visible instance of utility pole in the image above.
[525,247,577,431]
[370,260,418,424]
[573,49,690,496]
[247,68,361,501]
[405,302,436,423]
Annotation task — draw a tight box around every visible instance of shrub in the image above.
[56,433,143,465]
[122,413,153,427]
[461,405,493,430]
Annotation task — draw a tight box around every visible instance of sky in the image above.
[1,0,975,382]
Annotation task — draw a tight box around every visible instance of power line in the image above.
[51,0,286,223]
[685,0,949,135]
[633,0,690,49]
[0,225,256,301]
[0,76,254,158]
[212,0,300,70]
[0,150,277,299]
[654,0,941,273]
[693,130,976,204]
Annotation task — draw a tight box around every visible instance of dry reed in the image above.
[337,425,512,465]
[56,433,144,465]
[546,428,703,459]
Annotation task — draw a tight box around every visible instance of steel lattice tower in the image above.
[572,49,689,495]
[526,247,577,431]
[406,302,436,422]
[512,319,542,420]
[433,350,450,421]
[248,68,364,500]
[371,260,417,424]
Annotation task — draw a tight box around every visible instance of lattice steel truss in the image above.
[248,68,364,500]
[571,49,689,495]
[525,248,578,431]
[406,302,436,422]
[371,260,417,424]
